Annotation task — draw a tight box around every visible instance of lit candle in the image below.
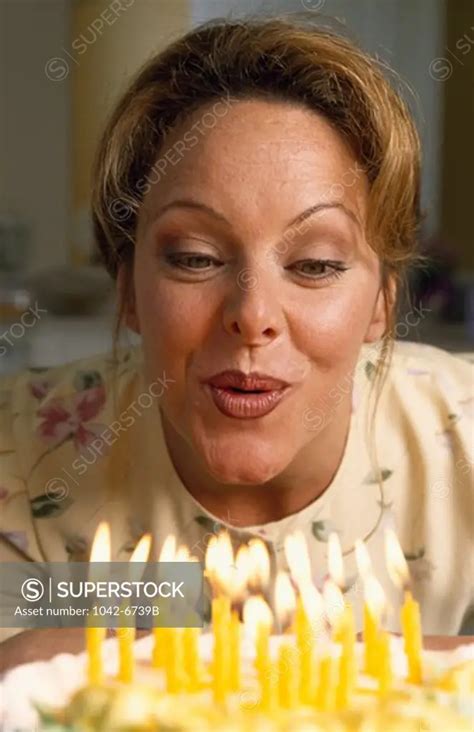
[274,570,296,633]
[361,574,386,677]
[117,532,152,683]
[283,531,321,703]
[183,626,201,691]
[86,522,111,685]
[299,583,325,703]
[323,580,356,709]
[377,630,393,696]
[283,532,311,631]
[229,611,241,692]
[243,595,274,710]
[165,627,185,692]
[277,642,299,709]
[314,653,336,711]
[152,534,176,668]
[247,538,271,593]
[384,528,422,684]
[207,532,234,702]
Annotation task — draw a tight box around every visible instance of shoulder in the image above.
[368,340,473,466]
[370,340,473,405]
[388,339,474,377]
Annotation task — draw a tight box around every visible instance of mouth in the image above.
[203,370,291,419]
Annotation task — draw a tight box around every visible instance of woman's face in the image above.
[127,98,387,484]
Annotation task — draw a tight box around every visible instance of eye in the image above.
[287,259,349,281]
[165,252,223,271]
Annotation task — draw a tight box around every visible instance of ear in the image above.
[364,276,397,343]
[117,263,140,334]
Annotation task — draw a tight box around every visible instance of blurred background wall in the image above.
[0,0,472,371]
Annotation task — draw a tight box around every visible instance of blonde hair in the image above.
[92,16,423,525]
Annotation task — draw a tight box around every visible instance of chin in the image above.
[197,435,291,485]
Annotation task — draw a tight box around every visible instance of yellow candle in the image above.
[152,626,166,668]
[86,521,110,685]
[384,529,422,684]
[86,625,106,684]
[229,612,241,692]
[260,661,277,712]
[363,602,378,676]
[212,595,231,702]
[315,654,335,711]
[401,590,422,684]
[117,626,135,683]
[294,593,315,703]
[255,622,273,710]
[377,631,393,696]
[362,575,386,677]
[255,620,270,673]
[335,608,356,709]
[277,642,299,709]
[165,628,185,693]
[183,627,201,691]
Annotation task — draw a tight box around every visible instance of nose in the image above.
[222,265,284,346]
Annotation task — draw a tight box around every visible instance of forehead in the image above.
[141,98,369,229]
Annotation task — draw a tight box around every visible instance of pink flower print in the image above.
[406,368,430,376]
[30,379,52,400]
[0,530,28,553]
[36,385,106,453]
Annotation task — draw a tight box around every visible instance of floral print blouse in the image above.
[0,340,473,641]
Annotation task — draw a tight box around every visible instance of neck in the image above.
[160,398,353,528]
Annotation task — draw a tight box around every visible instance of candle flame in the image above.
[364,574,386,619]
[247,538,270,590]
[242,594,273,638]
[384,528,409,589]
[283,530,311,589]
[300,582,325,630]
[355,539,373,582]
[129,533,152,563]
[328,532,345,588]
[159,534,176,562]
[274,570,296,626]
[322,579,345,628]
[230,544,251,599]
[175,544,191,562]
[205,535,218,574]
[235,544,251,578]
[90,521,111,562]
[205,531,235,595]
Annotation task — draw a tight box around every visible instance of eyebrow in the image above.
[150,198,361,231]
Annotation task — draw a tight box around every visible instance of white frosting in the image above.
[0,634,472,731]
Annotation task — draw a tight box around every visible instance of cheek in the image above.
[292,276,377,367]
[134,268,216,366]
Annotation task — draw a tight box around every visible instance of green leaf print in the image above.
[363,468,393,484]
[312,520,336,542]
[195,515,225,534]
[365,361,376,381]
[30,493,74,519]
[404,547,426,561]
[73,370,103,391]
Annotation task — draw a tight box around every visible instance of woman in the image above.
[1,16,472,670]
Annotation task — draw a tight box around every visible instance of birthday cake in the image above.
[2,528,473,731]
[22,632,474,731]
